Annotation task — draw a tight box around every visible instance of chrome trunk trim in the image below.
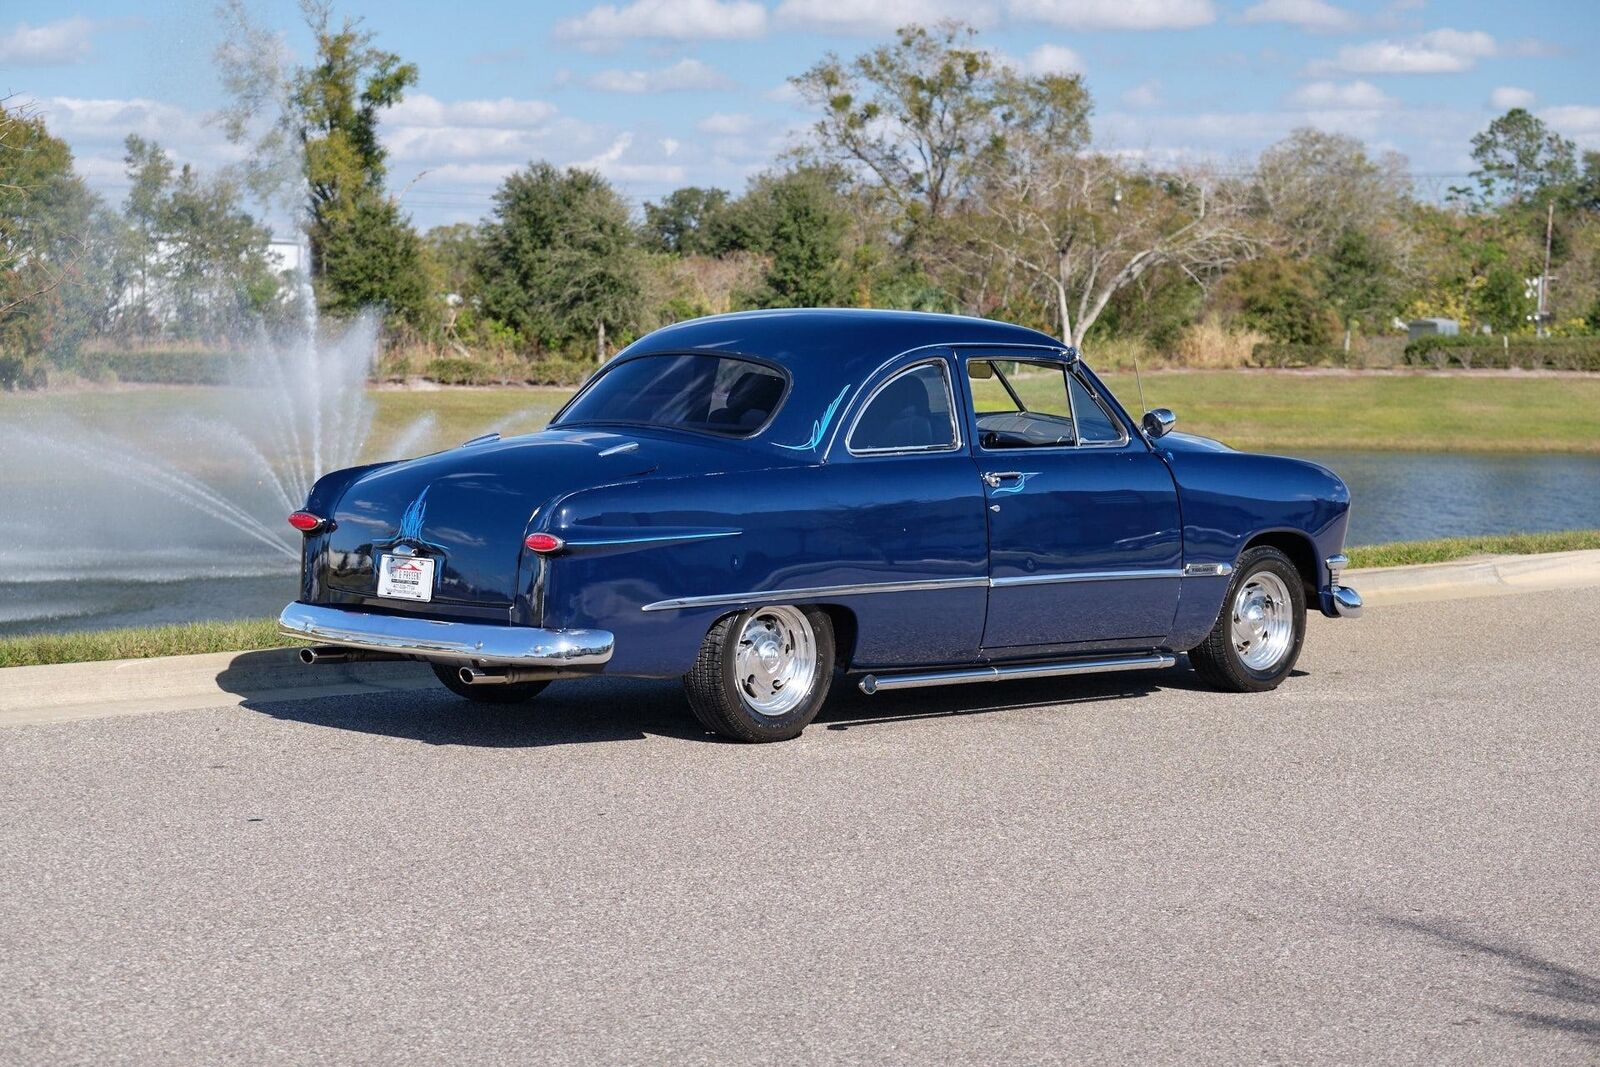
[858,652,1177,694]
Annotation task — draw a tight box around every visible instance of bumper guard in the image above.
[1322,554,1363,619]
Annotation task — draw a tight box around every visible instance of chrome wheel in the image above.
[734,605,817,717]
[1231,570,1294,672]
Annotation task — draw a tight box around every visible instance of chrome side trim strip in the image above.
[641,576,989,612]
[989,568,1184,588]
[1183,562,1233,577]
[566,529,740,549]
[278,602,614,668]
[859,652,1177,694]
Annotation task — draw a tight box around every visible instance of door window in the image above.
[1067,373,1125,444]
[967,359,1076,449]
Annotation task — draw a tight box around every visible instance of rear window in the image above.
[554,354,788,438]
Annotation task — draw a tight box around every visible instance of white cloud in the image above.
[661,137,681,156]
[1122,80,1163,108]
[1312,28,1498,75]
[1541,105,1600,148]
[584,58,734,93]
[385,94,558,129]
[1287,79,1396,109]
[0,17,103,66]
[554,0,767,44]
[576,133,688,183]
[1017,43,1084,75]
[1007,0,1216,31]
[1489,86,1536,111]
[1239,0,1358,33]
[697,112,757,135]
[774,0,997,34]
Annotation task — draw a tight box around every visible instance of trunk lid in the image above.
[318,427,760,613]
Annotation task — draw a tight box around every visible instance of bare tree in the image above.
[972,150,1254,347]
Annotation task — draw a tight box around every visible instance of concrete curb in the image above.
[0,648,436,726]
[3,549,1598,727]
[1347,548,1600,606]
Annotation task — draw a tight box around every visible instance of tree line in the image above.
[4,13,1600,387]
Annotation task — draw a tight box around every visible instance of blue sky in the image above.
[5,0,1597,232]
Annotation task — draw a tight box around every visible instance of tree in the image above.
[643,187,731,255]
[969,122,1253,346]
[478,162,648,361]
[1470,108,1577,205]
[218,0,429,328]
[1254,128,1411,258]
[793,22,1088,240]
[0,100,97,357]
[742,168,853,308]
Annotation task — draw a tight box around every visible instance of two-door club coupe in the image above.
[280,309,1361,742]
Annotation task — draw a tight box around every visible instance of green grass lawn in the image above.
[1345,529,1600,568]
[5,371,1597,457]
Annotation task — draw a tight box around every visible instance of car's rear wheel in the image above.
[1190,546,1306,692]
[683,604,835,742]
[430,662,549,704]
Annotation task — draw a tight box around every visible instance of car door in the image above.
[961,351,1183,650]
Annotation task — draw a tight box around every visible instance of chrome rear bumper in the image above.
[277,602,614,668]
[1322,554,1362,619]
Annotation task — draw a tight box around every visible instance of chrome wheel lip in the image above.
[734,605,817,717]
[1231,570,1294,673]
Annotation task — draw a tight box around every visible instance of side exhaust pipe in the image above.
[298,646,407,665]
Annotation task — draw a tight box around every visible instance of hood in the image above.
[317,427,772,611]
[1158,431,1236,454]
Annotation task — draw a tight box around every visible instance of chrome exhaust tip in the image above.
[458,666,508,686]
[300,646,349,665]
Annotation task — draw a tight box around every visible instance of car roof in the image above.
[602,308,1070,457]
[619,308,1065,378]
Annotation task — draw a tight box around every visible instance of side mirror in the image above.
[1141,408,1176,439]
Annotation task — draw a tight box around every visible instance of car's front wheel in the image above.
[1190,546,1306,692]
[683,604,835,742]
[430,663,549,704]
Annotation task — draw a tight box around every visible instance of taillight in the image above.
[287,511,326,533]
[524,532,565,553]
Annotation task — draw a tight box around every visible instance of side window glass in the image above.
[968,360,1020,413]
[1068,374,1122,443]
[849,363,957,452]
[968,358,1077,450]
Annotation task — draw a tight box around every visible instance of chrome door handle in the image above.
[982,471,1023,488]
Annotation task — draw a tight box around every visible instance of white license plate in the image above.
[377,554,435,602]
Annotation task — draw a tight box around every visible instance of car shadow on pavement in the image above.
[1372,912,1600,1049]
[235,661,1218,747]
[239,675,713,748]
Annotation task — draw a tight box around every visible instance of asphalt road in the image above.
[2,589,1597,1064]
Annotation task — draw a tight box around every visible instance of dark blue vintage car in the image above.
[280,309,1361,741]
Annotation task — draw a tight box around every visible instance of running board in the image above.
[857,652,1177,695]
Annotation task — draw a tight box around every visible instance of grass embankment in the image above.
[6,372,1599,454]
[369,372,1600,456]
[5,530,1596,668]
[1345,529,1600,568]
[0,619,291,669]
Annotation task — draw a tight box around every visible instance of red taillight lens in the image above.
[524,532,565,553]
[287,511,325,532]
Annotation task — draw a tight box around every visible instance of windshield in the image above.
[554,353,788,438]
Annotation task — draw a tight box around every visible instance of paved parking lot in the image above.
[2,588,1597,1063]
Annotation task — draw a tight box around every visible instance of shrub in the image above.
[75,350,234,384]
[0,353,49,390]
[1250,343,1354,368]
[1173,316,1264,368]
[1402,335,1600,371]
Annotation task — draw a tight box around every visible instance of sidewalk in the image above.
[4,549,1598,727]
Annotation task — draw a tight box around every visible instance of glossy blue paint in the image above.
[285,309,1355,682]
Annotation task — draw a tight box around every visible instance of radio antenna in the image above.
[1132,350,1149,415]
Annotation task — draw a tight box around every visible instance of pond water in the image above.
[2,449,1597,637]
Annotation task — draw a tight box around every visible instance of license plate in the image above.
[377,554,435,602]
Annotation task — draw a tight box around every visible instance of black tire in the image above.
[683,604,835,743]
[430,662,549,704]
[1189,546,1307,693]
